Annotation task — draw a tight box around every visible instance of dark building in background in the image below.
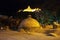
[0,0,60,17]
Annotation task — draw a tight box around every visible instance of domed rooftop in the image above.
[19,15,42,28]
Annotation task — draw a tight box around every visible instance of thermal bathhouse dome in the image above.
[18,15,42,32]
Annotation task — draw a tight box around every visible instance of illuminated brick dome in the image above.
[19,15,42,28]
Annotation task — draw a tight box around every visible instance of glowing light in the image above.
[23,6,41,12]
[18,10,22,12]
[18,6,41,12]
[53,21,60,26]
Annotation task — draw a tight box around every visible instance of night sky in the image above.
[0,0,60,16]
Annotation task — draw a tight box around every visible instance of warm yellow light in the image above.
[23,6,34,12]
[53,21,60,26]
[18,6,41,12]
[23,6,41,12]
[18,10,22,12]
